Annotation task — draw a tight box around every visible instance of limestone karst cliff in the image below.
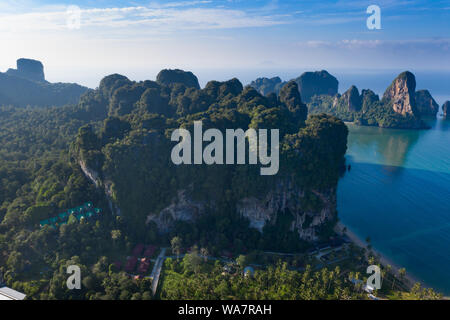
[0,58,89,107]
[341,85,362,112]
[382,71,418,116]
[295,70,339,103]
[75,71,348,245]
[443,101,450,119]
[6,58,46,82]
[250,77,285,96]
[415,90,439,117]
[156,69,200,89]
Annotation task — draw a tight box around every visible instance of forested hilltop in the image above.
[251,71,440,129]
[0,69,441,300]
[74,71,347,250]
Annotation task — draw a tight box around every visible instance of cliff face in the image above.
[250,77,285,96]
[146,189,206,232]
[383,71,418,116]
[156,69,200,89]
[341,86,362,112]
[79,152,337,242]
[141,179,336,241]
[6,58,46,82]
[415,90,439,116]
[295,70,339,103]
[279,80,308,123]
[443,101,450,118]
[361,89,380,110]
[79,160,121,216]
[236,180,335,241]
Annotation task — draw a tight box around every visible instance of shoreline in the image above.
[335,221,421,290]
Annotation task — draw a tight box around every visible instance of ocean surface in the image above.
[337,117,450,295]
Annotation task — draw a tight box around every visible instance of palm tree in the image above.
[398,268,406,287]
[171,236,182,260]
[200,247,209,262]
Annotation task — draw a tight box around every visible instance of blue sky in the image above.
[0,0,449,87]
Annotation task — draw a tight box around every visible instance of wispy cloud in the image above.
[0,4,289,35]
[299,38,450,50]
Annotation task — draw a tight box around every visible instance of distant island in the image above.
[250,70,443,129]
[0,58,89,107]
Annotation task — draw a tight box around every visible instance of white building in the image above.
[0,286,26,300]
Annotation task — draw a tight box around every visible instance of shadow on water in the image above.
[338,162,450,295]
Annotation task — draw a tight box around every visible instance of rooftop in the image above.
[0,286,26,300]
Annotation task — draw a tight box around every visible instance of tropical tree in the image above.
[171,236,182,260]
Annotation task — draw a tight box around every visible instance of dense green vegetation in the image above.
[0,104,143,299]
[307,94,426,129]
[74,72,347,254]
[159,246,442,300]
[0,69,441,300]
[251,71,429,129]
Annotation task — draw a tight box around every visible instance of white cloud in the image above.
[0,4,289,35]
[299,38,450,50]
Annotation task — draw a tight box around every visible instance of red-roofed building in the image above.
[113,261,122,271]
[138,258,151,274]
[125,256,138,273]
[133,244,145,257]
[221,251,233,259]
[143,245,157,258]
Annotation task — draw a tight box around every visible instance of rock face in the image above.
[156,69,200,89]
[361,89,380,110]
[146,189,206,232]
[250,77,285,96]
[415,90,439,116]
[383,71,418,116]
[341,86,362,112]
[443,101,450,118]
[143,180,336,241]
[295,70,339,103]
[236,180,336,241]
[6,58,46,82]
[279,80,308,122]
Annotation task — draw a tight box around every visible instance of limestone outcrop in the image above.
[415,90,439,116]
[382,71,418,116]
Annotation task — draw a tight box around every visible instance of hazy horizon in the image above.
[1,0,449,91]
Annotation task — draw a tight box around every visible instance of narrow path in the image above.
[150,248,166,296]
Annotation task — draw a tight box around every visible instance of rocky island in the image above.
[252,70,438,129]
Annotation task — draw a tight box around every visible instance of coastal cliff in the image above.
[75,70,348,248]
[382,71,418,116]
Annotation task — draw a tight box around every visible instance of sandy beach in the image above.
[335,221,422,289]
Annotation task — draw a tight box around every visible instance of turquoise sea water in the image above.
[337,118,450,295]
